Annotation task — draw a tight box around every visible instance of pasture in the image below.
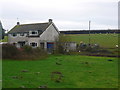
[2,34,119,88]
[1,34,119,48]
[2,55,118,88]
[64,34,118,48]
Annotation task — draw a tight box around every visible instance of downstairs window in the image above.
[30,42,37,47]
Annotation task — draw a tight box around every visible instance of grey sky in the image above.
[0,0,119,31]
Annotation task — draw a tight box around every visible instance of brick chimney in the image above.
[49,19,53,23]
[17,22,20,25]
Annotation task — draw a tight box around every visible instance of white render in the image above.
[8,33,28,43]
[40,24,59,42]
[8,22,59,50]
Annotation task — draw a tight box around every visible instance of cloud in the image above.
[0,0,119,30]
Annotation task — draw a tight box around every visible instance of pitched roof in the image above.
[8,22,51,33]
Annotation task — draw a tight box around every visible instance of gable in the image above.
[40,24,59,41]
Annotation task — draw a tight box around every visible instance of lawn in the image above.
[2,55,118,88]
[65,34,118,48]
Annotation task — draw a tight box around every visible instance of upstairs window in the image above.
[32,31,37,34]
[39,30,43,34]
[12,33,17,37]
[29,31,38,36]
[20,33,24,36]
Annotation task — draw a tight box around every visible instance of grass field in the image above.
[1,34,119,48]
[2,34,119,88]
[3,55,118,88]
[64,34,118,48]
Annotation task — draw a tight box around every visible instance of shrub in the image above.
[2,44,20,59]
[54,34,71,54]
[22,45,33,54]
[33,47,48,58]
[55,43,65,54]
[21,46,48,60]
[2,44,48,60]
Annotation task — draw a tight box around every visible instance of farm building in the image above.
[8,19,60,52]
[63,42,77,52]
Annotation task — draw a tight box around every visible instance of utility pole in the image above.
[89,21,91,45]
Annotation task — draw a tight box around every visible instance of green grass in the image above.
[1,34,119,48]
[3,55,118,88]
[65,34,118,48]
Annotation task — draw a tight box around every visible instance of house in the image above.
[8,19,60,52]
[0,21,5,40]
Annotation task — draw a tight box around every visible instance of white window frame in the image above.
[20,33,24,36]
[30,42,38,47]
[29,31,38,36]
[12,33,17,37]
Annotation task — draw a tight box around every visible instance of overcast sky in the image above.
[0,0,119,31]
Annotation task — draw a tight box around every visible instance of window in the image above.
[20,33,24,36]
[29,31,38,36]
[39,30,43,34]
[30,42,37,47]
[32,31,37,34]
[12,33,17,37]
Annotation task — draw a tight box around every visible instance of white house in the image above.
[8,19,60,52]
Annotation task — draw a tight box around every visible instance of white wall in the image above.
[8,33,28,43]
[40,24,59,42]
[28,37,40,47]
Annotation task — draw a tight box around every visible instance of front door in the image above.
[47,42,54,53]
[40,42,44,49]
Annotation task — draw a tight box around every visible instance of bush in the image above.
[20,46,48,60]
[54,34,72,54]
[33,47,48,56]
[22,45,33,54]
[55,44,65,54]
[53,42,63,54]
[2,44,48,60]
[2,44,20,59]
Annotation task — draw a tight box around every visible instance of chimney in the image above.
[49,19,53,23]
[17,22,20,25]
